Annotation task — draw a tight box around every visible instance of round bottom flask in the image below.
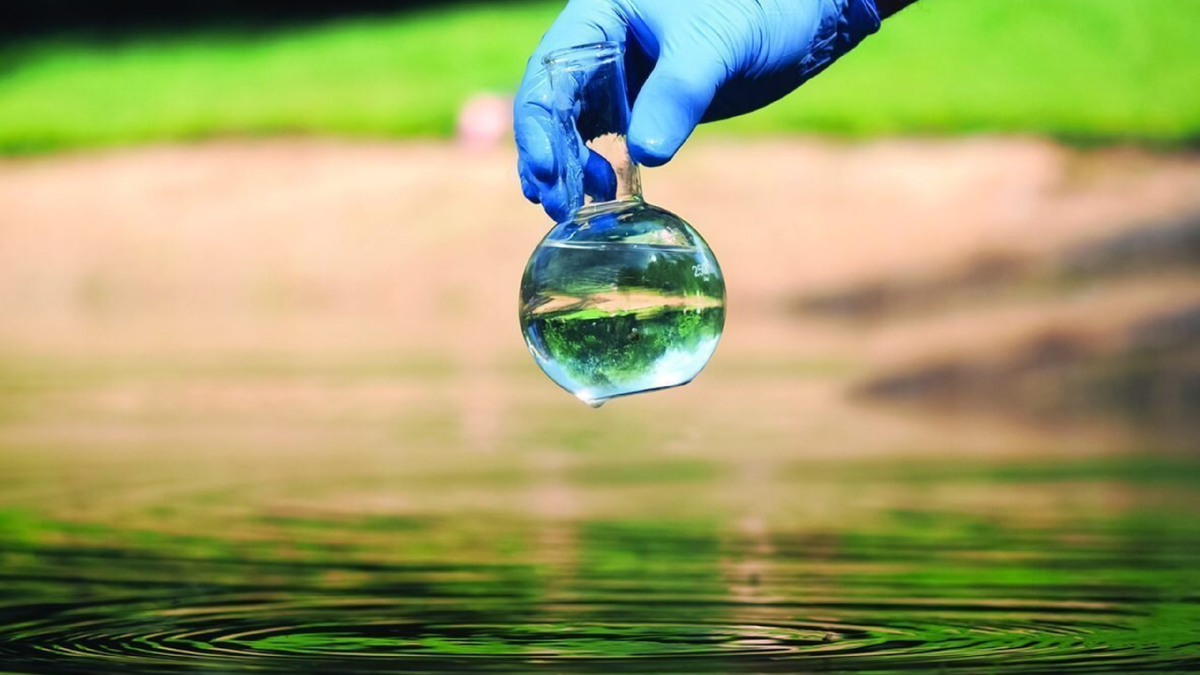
[519,42,725,406]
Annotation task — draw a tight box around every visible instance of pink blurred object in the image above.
[456,93,513,151]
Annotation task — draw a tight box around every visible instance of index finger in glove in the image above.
[513,0,629,214]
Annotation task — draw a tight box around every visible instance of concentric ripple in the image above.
[3,465,1200,675]
[0,592,1192,674]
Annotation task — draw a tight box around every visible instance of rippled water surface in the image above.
[1,359,1198,674]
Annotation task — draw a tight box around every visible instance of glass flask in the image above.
[519,41,726,407]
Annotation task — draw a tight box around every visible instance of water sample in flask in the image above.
[519,41,726,407]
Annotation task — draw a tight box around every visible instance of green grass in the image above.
[729,0,1200,143]
[0,0,1198,154]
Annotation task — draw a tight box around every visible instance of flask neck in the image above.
[544,42,643,218]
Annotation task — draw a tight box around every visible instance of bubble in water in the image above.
[520,202,725,405]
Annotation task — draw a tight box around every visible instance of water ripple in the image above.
[0,592,1188,674]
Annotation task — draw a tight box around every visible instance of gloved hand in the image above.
[515,0,882,221]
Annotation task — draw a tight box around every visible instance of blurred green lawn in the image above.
[0,0,1197,154]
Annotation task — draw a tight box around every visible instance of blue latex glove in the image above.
[515,0,882,221]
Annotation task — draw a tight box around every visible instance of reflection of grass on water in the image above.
[1,457,1198,667]
[775,455,1200,488]
[0,0,1198,152]
[243,623,758,657]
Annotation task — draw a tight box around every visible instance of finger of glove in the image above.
[519,160,540,204]
[583,148,617,203]
[515,113,557,185]
[513,1,627,208]
[540,174,574,224]
[628,52,724,167]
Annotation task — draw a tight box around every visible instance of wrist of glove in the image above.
[820,0,882,78]
[707,0,880,121]
[826,0,883,76]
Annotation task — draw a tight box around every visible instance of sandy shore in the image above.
[1,137,1198,454]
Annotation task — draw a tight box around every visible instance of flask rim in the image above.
[543,41,625,70]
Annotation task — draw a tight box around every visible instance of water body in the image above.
[0,358,1197,674]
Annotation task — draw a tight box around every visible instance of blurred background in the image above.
[1,1,1199,673]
